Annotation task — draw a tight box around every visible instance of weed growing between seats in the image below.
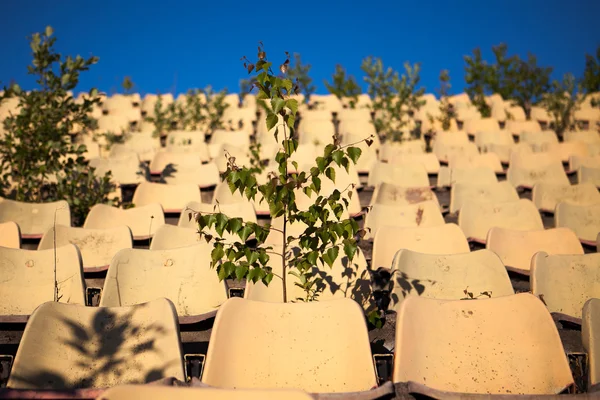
[190,44,372,303]
[0,26,117,225]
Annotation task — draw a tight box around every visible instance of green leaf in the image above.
[322,246,339,268]
[266,113,278,131]
[346,146,362,164]
[271,97,286,114]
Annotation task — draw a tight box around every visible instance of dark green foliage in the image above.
[0,26,116,224]
[361,57,425,141]
[324,65,362,108]
[192,45,371,302]
[288,53,316,104]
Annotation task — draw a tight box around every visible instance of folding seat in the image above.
[437,166,498,187]
[531,253,600,323]
[89,153,149,186]
[583,298,600,389]
[84,203,165,240]
[391,249,514,310]
[0,198,70,239]
[0,245,85,319]
[180,200,257,238]
[532,182,600,212]
[564,130,600,145]
[463,117,500,135]
[364,201,444,240]
[394,293,574,394]
[507,160,569,188]
[297,119,336,146]
[202,298,377,393]
[450,181,518,214]
[505,119,542,138]
[579,165,600,187]
[372,223,469,269]
[149,224,200,250]
[367,162,429,187]
[520,130,559,151]
[432,140,479,163]
[0,220,20,248]
[149,151,206,175]
[165,130,209,154]
[133,182,201,213]
[388,153,440,173]
[448,152,503,173]
[100,386,315,400]
[555,202,600,244]
[379,140,425,161]
[101,243,227,321]
[161,162,220,188]
[38,225,133,272]
[7,298,184,389]
[569,154,600,171]
[210,129,251,148]
[486,227,583,275]
[458,199,543,243]
[371,182,438,208]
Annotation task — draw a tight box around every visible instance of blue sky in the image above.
[1,0,598,97]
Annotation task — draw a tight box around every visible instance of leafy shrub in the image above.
[324,65,362,108]
[190,45,370,302]
[361,57,425,141]
[0,26,116,224]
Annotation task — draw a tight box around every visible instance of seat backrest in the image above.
[367,162,429,187]
[532,183,600,212]
[458,199,543,243]
[371,183,438,208]
[391,249,514,310]
[7,298,185,389]
[583,298,600,388]
[450,181,518,214]
[0,245,85,316]
[532,253,600,321]
[372,223,469,269]
[0,220,20,248]
[0,198,70,238]
[132,182,201,213]
[394,293,574,394]
[101,243,227,317]
[486,227,583,275]
[38,225,133,272]
[555,202,600,243]
[202,298,377,393]
[84,203,165,240]
[364,201,444,240]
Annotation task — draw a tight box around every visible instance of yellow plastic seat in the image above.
[507,161,570,189]
[364,201,444,240]
[0,245,85,319]
[149,151,205,175]
[100,243,227,322]
[505,119,542,137]
[391,249,514,310]
[371,183,438,208]
[486,227,583,275]
[0,198,70,239]
[100,386,315,400]
[388,153,440,173]
[394,293,574,394]
[531,253,600,322]
[579,165,600,187]
[437,166,498,188]
[583,298,600,388]
[202,297,377,393]
[0,220,20,248]
[448,152,503,173]
[555,202,600,244]
[84,203,165,240]
[372,223,469,269]
[132,182,201,213]
[149,224,201,250]
[463,117,500,135]
[532,183,600,212]
[161,162,220,188]
[7,298,184,389]
[367,162,429,187]
[458,199,543,243]
[450,181,518,214]
[38,225,133,272]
